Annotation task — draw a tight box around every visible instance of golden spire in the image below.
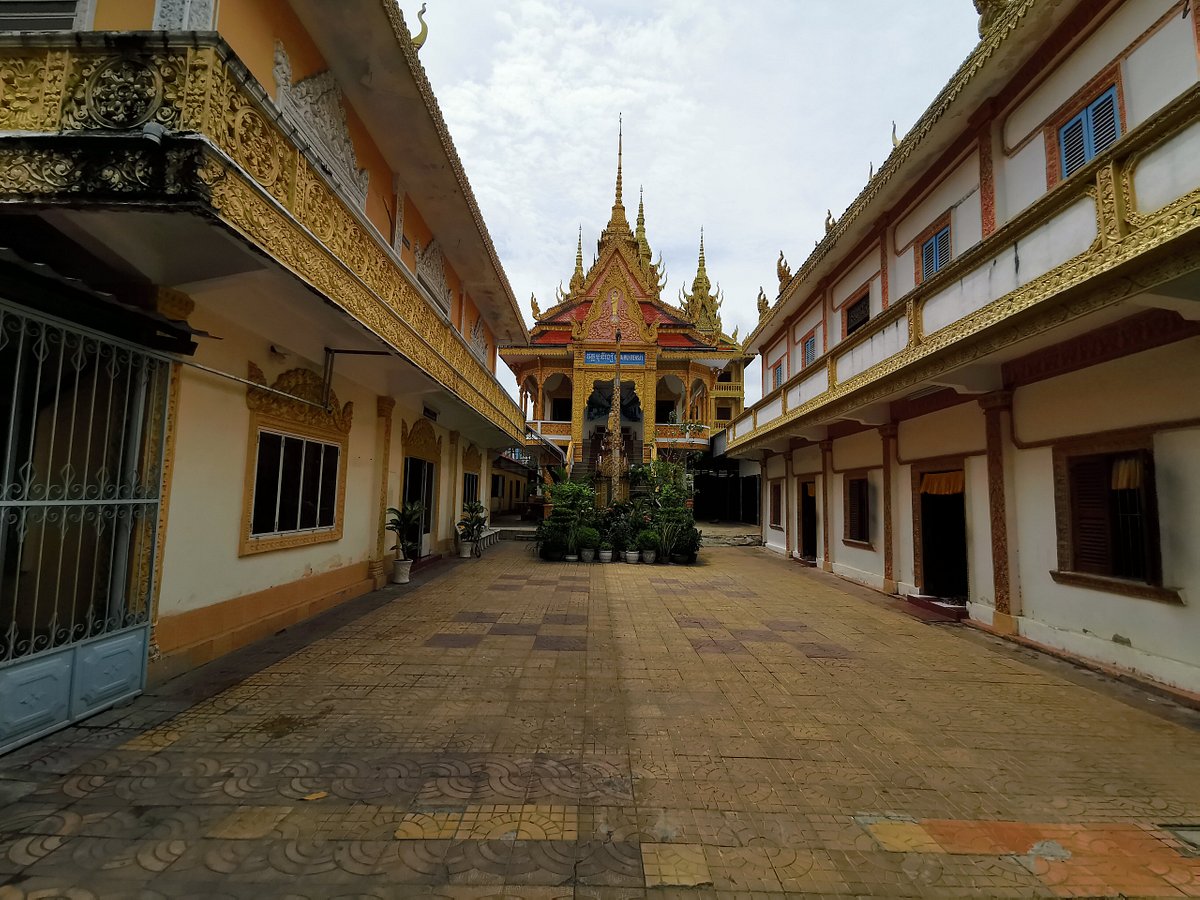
[680,228,722,333]
[635,185,653,267]
[601,116,631,241]
[569,224,585,294]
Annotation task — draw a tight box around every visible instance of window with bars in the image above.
[0,0,77,29]
[1066,450,1160,583]
[251,431,340,537]
[920,227,951,281]
[803,334,817,367]
[463,472,480,505]
[491,473,503,498]
[772,362,784,390]
[1059,86,1121,179]
[845,476,870,544]
[846,294,871,336]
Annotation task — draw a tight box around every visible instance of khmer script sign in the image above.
[584,351,645,366]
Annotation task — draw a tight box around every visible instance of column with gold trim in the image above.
[369,396,395,589]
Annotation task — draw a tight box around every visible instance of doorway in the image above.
[918,470,968,599]
[403,456,435,557]
[798,480,817,561]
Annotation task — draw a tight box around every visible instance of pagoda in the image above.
[501,125,748,478]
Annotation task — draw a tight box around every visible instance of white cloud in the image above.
[411,1,979,407]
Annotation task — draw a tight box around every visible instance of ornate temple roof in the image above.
[508,124,743,360]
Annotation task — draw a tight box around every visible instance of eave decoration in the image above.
[272,42,370,210]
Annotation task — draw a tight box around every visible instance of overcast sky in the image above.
[411,1,980,404]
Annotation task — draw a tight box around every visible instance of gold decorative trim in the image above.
[372,395,395,576]
[246,363,353,433]
[148,360,183,662]
[463,444,482,474]
[402,417,442,463]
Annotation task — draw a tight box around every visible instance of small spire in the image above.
[615,114,623,207]
[698,227,706,269]
[635,185,653,267]
[601,116,631,240]
[569,224,585,293]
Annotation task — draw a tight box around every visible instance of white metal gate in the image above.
[0,300,171,754]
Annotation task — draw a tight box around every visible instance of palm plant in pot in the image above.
[456,500,488,558]
[385,501,423,584]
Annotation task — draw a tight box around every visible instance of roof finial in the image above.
[699,227,706,268]
[411,3,428,50]
[569,224,585,293]
[615,114,624,207]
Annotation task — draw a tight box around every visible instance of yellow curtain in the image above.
[1111,455,1143,491]
[920,470,965,495]
[805,482,816,497]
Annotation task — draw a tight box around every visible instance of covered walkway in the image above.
[1,545,1199,896]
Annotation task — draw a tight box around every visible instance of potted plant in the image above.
[534,518,567,561]
[456,500,488,559]
[384,501,423,584]
[674,527,702,564]
[637,529,660,564]
[598,539,613,563]
[578,526,599,563]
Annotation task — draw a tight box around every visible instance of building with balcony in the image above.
[0,0,528,752]
[500,134,748,485]
[725,0,1200,692]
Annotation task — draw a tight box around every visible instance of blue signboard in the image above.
[584,351,645,366]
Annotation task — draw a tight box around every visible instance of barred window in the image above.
[463,472,479,504]
[251,431,340,537]
[846,294,870,335]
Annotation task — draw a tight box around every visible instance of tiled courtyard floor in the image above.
[2,544,1200,898]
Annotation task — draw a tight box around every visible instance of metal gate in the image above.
[0,301,171,754]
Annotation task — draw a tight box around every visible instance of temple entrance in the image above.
[584,379,642,475]
[918,470,968,600]
[798,480,818,561]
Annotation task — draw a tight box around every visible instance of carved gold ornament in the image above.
[402,417,442,462]
[85,57,163,128]
[246,363,354,434]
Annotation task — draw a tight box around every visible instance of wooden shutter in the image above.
[847,477,868,543]
[935,228,951,271]
[1060,112,1088,178]
[1069,456,1112,574]
[1139,449,1162,585]
[1089,87,1120,156]
[921,235,937,280]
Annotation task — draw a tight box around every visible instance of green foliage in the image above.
[546,480,596,553]
[637,529,660,552]
[577,526,600,550]
[456,501,488,557]
[385,501,423,560]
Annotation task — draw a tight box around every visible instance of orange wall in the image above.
[93,0,155,29]
[218,0,326,97]
[402,196,432,270]
[346,107,396,238]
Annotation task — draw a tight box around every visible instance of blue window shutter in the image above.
[1060,111,1088,177]
[935,227,951,271]
[804,336,816,367]
[1088,87,1120,155]
[922,235,937,280]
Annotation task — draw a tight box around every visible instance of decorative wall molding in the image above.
[463,444,482,474]
[245,363,353,434]
[468,314,488,360]
[272,41,369,210]
[153,0,216,30]
[415,238,452,310]
[402,417,442,462]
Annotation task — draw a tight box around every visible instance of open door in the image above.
[403,457,435,557]
[918,470,968,599]
[799,480,818,561]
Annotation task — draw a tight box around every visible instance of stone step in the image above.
[500,528,538,541]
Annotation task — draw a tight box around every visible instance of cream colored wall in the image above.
[1132,120,1200,215]
[894,153,980,251]
[790,303,824,372]
[159,310,377,617]
[829,468,885,591]
[1124,10,1199,128]
[1011,339,1200,692]
[832,247,881,307]
[832,429,882,470]
[897,401,985,460]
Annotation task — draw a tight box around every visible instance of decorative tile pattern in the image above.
[3,544,1199,896]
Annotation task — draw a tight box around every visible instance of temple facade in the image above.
[501,134,747,479]
[728,0,1200,693]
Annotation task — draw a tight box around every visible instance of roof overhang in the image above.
[286,0,529,345]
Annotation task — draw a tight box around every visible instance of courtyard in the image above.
[1,543,1199,898]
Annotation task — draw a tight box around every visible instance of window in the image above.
[251,431,340,537]
[772,362,784,390]
[846,294,871,336]
[0,1,77,29]
[844,476,870,544]
[920,227,951,281]
[1065,450,1160,583]
[1059,86,1120,179]
[463,472,479,505]
[769,481,783,529]
[656,400,676,424]
[716,405,732,421]
[803,335,817,367]
[717,370,733,383]
[550,397,572,421]
[492,473,503,498]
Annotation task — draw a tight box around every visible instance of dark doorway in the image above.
[919,471,968,599]
[799,481,817,560]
